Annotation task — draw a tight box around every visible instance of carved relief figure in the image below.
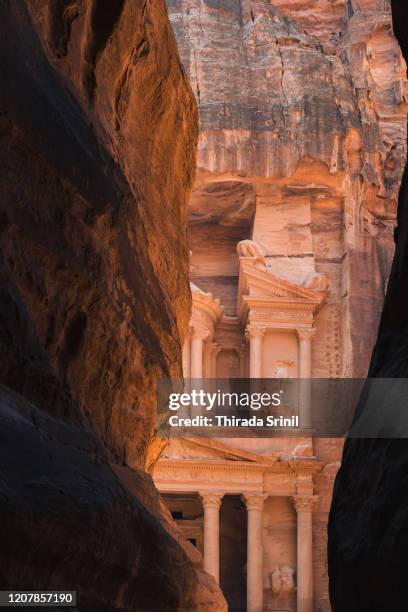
[270,565,296,597]
[272,360,294,378]
[236,239,267,266]
[270,567,283,595]
[281,565,296,596]
[305,272,331,293]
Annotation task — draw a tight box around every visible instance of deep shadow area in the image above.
[220,495,247,611]
[328,2,408,611]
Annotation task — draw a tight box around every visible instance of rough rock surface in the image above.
[0,385,225,611]
[1,0,197,466]
[169,0,407,376]
[329,2,408,611]
[0,1,226,610]
[166,0,407,610]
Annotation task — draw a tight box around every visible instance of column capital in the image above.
[296,328,316,342]
[242,493,267,511]
[191,326,211,342]
[245,324,266,339]
[292,495,318,513]
[200,491,224,509]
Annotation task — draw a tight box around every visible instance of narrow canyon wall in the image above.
[0,1,226,609]
[329,2,408,610]
[2,0,196,466]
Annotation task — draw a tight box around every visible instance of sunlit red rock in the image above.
[168,0,407,377]
[0,1,226,609]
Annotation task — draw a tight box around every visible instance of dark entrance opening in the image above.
[220,494,247,611]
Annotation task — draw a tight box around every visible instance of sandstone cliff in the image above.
[169,0,407,377]
[329,2,408,610]
[167,1,407,610]
[0,1,226,609]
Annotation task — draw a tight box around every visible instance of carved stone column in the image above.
[297,328,316,378]
[182,329,192,381]
[246,325,265,379]
[242,493,266,612]
[203,342,220,378]
[211,345,222,379]
[208,344,221,379]
[203,342,212,379]
[191,329,207,379]
[238,344,247,378]
[200,492,224,582]
[296,328,316,429]
[293,495,318,612]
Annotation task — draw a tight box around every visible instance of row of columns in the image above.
[246,325,315,428]
[184,325,316,381]
[200,491,317,612]
[246,325,316,379]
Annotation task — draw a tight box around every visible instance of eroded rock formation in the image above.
[166,0,407,609]
[169,0,407,376]
[0,1,226,609]
[329,2,408,611]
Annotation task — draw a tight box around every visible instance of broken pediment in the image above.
[161,438,281,464]
[237,258,328,324]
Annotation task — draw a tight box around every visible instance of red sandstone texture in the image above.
[165,1,407,610]
[0,1,226,610]
[169,0,407,376]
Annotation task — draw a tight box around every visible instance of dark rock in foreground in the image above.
[329,2,408,611]
[0,1,225,609]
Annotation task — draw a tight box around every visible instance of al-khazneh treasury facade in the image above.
[154,0,408,610]
[154,232,339,612]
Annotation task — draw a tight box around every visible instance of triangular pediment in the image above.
[239,260,323,302]
[160,438,280,464]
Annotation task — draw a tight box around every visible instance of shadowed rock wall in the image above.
[1,0,197,466]
[0,1,226,609]
[329,2,408,611]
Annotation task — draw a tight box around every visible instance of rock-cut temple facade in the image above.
[154,205,340,612]
[154,0,408,610]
